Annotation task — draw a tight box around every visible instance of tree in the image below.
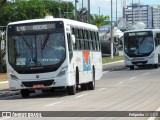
[91,14,110,27]
[0,0,7,8]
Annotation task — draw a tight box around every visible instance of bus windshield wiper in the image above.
[20,32,32,49]
[42,33,50,50]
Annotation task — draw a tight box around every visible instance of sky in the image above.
[66,0,160,20]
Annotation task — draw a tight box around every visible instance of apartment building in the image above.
[152,5,160,28]
[124,3,153,29]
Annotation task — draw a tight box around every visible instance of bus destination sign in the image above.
[16,24,55,32]
[128,32,149,37]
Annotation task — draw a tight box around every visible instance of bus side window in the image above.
[72,27,76,50]
[156,33,160,45]
[75,28,80,50]
[88,31,93,50]
[84,30,89,50]
[67,33,73,62]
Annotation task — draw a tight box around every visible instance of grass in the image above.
[0,73,7,82]
[102,56,124,64]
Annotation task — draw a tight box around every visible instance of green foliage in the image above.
[91,14,110,27]
[0,0,75,26]
[0,0,46,26]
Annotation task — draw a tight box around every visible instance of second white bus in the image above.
[123,29,160,70]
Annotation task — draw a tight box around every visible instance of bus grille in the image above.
[22,80,54,87]
[131,61,147,65]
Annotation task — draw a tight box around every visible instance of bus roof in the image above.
[124,29,160,33]
[7,17,98,30]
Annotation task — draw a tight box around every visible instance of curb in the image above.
[103,60,124,65]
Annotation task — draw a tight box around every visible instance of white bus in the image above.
[6,16,102,97]
[123,29,160,70]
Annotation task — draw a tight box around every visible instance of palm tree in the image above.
[76,7,93,23]
[91,14,110,27]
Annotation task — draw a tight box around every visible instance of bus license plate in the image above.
[33,84,44,88]
[136,63,143,65]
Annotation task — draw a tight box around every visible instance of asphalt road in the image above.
[0,66,160,120]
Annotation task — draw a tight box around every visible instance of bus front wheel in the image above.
[21,89,30,98]
[130,66,134,70]
[154,64,158,68]
[67,85,76,95]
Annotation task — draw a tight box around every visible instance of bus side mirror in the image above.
[71,35,75,44]
[1,40,5,50]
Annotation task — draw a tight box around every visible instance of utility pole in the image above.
[82,0,83,22]
[59,0,62,18]
[75,0,78,20]
[116,0,117,22]
[132,0,133,26]
[87,0,90,23]
[99,7,100,18]
[111,0,113,59]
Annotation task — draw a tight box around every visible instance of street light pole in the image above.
[111,0,113,59]
[87,0,90,23]
[75,0,78,20]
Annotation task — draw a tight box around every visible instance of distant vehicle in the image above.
[6,16,103,97]
[123,29,160,70]
[100,40,119,57]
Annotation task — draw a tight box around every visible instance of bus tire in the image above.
[130,66,134,70]
[67,85,76,95]
[154,64,158,68]
[88,68,95,90]
[21,89,30,98]
[81,84,88,90]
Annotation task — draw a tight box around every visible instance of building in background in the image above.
[124,3,153,29]
[152,5,160,29]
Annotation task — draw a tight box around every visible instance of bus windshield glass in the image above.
[124,31,154,57]
[7,21,66,74]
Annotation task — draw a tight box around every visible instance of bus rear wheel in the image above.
[21,89,30,98]
[67,85,76,95]
[87,69,95,90]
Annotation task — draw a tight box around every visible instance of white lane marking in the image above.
[103,71,109,74]
[0,117,11,120]
[0,81,8,85]
[45,101,62,107]
[142,72,150,76]
[75,93,88,99]
[147,106,160,120]
[129,76,137,80]
[98,88,106,91]
[115,82,124,86]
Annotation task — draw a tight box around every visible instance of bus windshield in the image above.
[8,21,66,74]
[124,31,154,57]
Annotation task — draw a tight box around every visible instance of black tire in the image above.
[81,84,88,90]
[67,85,76,95]
[88,68,95,90]
[154,64,158,68]
[21,89,30,98]
[130,66,134,70]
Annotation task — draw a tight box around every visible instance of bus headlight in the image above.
[124,55,130,61]
[9,70,19,80]
[57,65,68,77]
[149,53,155,59]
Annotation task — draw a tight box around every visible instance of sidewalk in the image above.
[0,60,126,92]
